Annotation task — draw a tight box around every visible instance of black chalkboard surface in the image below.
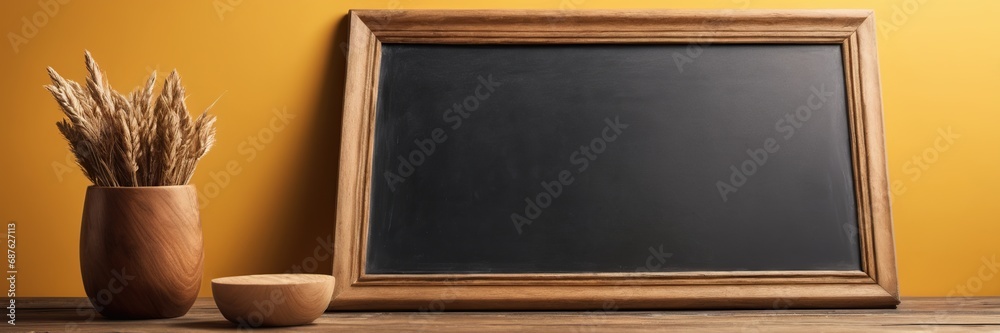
[365,43,860,274]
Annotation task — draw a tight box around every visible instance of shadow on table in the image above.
[21,309,231,330]
[170,320,322,331]
[168,320,236,330]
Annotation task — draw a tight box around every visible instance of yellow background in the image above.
[0,0,997,298]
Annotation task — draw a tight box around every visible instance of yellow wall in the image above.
[0,0,997,298]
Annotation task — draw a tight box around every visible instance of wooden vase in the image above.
[80,185,204,319]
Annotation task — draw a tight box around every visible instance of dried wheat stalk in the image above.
[46,51,217,187]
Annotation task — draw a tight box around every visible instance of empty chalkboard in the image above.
[365,43,860,274]
[333,9,898,310]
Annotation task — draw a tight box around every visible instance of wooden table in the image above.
[16,297,1000,332]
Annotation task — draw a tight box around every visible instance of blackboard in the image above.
[365,43,861,274]
[333,9,897,310]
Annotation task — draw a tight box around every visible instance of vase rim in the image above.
[87,184,195,189]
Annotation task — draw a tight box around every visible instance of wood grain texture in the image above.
[16,297,1000,332]
[856,12,899,301]
[334,9,897,310]
[80,185,203,319]
[211,274,334,327]
[334,9,379,309]
[355,9,870,43]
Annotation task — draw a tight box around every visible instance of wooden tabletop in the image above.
[16,297,1000,332]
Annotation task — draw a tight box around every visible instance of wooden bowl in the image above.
[211,274,334,327]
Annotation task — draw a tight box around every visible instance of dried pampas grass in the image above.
[47,51,217,187]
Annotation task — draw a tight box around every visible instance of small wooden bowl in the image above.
[211,274,334,327]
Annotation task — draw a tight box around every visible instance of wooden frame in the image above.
[333,9,897,310]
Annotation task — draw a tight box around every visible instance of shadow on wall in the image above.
[257,15,352,275]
